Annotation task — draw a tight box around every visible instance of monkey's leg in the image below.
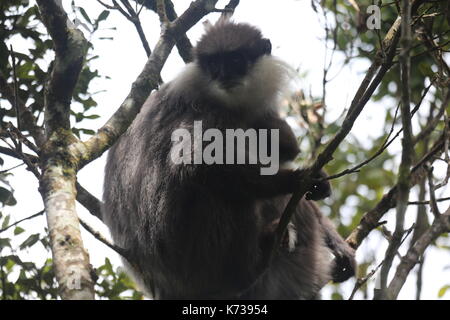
[322,217,357,282]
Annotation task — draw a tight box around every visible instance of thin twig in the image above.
[0,210,45,233]
[328,82,433,181]
[76,182,103,221]
[0,71,45,146]
[0,146,37,163]
[387,206,450,299]
[71,0,220,171]
[9,46,21,135]
[377,0,414,299]
[0,138,104,226]
[426,165,441,217]
[434,104,450,190]
[412,90,448,145]
[111,0,132,19]
[0,162,25,174]
[349,223,415,300]
[6,122,40,155]
[96,0,116,10]
[409,197,450,205]
[346,132,447,249]
[78,218,130,262]
[122,0,152,57]
[0,140,40,178]
[272,17,402,259]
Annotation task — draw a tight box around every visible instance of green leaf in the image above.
[438,285,450,298]
[2,215,10,229]
[0,238,11,249]
[84,114,100,119]
[331,292,343,300]
[14,226,25,235]
[0,187,17,206]
[97,10,110,23]
[325,123,341,136]
[105,257,113,273]
[79,128,95,135]
[5,255,22,271]
[19,233,40,250]
[78,7,92,24]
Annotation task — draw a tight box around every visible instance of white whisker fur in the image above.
[168,56,297,115]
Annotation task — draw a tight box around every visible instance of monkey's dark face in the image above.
[196,21,272,90]
[197,39,272,89]
[190,22,291,111]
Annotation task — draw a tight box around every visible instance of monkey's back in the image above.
[103,84,331,299]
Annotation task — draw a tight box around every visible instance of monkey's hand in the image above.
[330,241,357,283]
[304,170,331,201]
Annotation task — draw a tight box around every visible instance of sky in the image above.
[1,0,449,300]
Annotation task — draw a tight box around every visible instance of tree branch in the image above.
[0,142,104,225]
[36,0,94,300]
[120,0,153,57]
[9,45,21,134]
[78,218,130,261]
[387,206,450,299]
[37,0,87,135]
[76,182,103,221]
[130,0,195,63]
[164,0,194,63]
[272,15,402,257]
[328,81,433,181]
[0,70,45,146]
[0,210,45,233]
[70,0,218,170]
[377,0,414,299]
[409,197,450,205]
[346,133,446,249]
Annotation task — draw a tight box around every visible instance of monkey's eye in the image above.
[208,61,220,74]
[228,52,245,66]
[204,58,221,78]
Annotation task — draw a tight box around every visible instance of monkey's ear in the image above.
[262,38,272,55]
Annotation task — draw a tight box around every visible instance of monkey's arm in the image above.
[198,164,301,199]
[254,114,332,201]
[308,200,357,283]
[255,113,300,162]
[199,164,337,201]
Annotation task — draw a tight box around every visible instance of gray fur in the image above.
[102,20,354,299]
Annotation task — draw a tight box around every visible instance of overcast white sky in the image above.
[2,0,449,300]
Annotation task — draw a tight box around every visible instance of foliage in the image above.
[0,0,449,300]
[311,0,450,299]
[0,0,141,300]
